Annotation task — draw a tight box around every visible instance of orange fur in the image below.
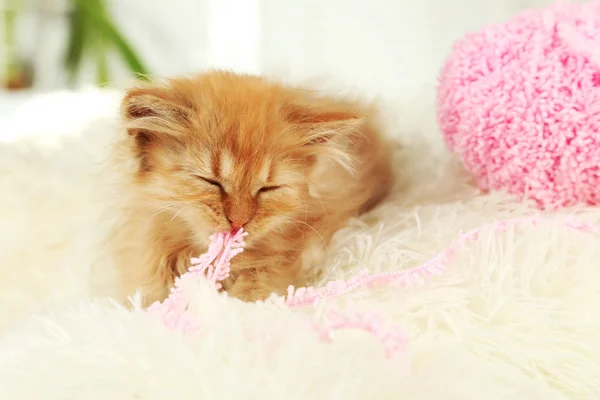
[105,70,394,304]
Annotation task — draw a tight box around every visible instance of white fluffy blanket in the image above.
[1,89,599,399]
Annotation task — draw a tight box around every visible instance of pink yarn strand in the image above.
[276,215,600,307]
[147,228,248,331]
[147,216,600,357]
[149,216,600,314]
[314,308,409,359]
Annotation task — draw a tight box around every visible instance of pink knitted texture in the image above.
[437,1,600,209]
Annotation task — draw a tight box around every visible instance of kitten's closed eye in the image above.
[258,185,281,193]
[193,174,223,190]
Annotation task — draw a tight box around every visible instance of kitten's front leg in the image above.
[228,267,299,302]
[227,269,274,302]
[224,246,295,301]
[115,244,199,308]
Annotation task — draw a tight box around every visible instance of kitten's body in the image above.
[105,71,393,304]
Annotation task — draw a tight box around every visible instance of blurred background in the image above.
[0,0,572,135]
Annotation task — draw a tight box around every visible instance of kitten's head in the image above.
[120,71,365,242]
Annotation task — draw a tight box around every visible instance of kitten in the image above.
[105,70,394,305]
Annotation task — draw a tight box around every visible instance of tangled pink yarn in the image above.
[147,229,248,332]
[437,1,600,209]
[147,215,600,359]
[147,228,414,357]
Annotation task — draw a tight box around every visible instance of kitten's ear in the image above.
[284,97,368,173]
[121,85,192,139]
[121,85,191,172]
[284,98,366,145]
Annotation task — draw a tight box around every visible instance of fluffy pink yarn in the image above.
[437,1,600,209]
[147,229,248,332]
[147,217,600,358]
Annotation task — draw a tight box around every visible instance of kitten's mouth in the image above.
[220,227,247,236]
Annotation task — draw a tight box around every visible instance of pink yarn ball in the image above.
[437,1,600,209]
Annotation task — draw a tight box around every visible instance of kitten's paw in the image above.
[227,272,274,302]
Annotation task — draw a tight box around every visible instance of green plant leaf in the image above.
[63,0,151,85]
[95,39,110,86]
[94,17,150,79]
[64,5,88,83]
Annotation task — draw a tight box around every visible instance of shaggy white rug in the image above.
[1,88,599,399]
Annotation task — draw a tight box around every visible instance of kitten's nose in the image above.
[227,217,249,231]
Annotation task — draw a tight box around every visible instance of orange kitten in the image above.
[105,70,394,304]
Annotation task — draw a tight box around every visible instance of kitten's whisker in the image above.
[150,203,176,218]
[280,217,307,247]
[298,175,329,217]
[281,216,328,248]
[170,206,187,221]
[316,196,329,217]
[281,216,301,231]
[180,132,206,149]
[300,197,309,246]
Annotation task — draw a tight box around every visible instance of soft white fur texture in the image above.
[1,88,600,399]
